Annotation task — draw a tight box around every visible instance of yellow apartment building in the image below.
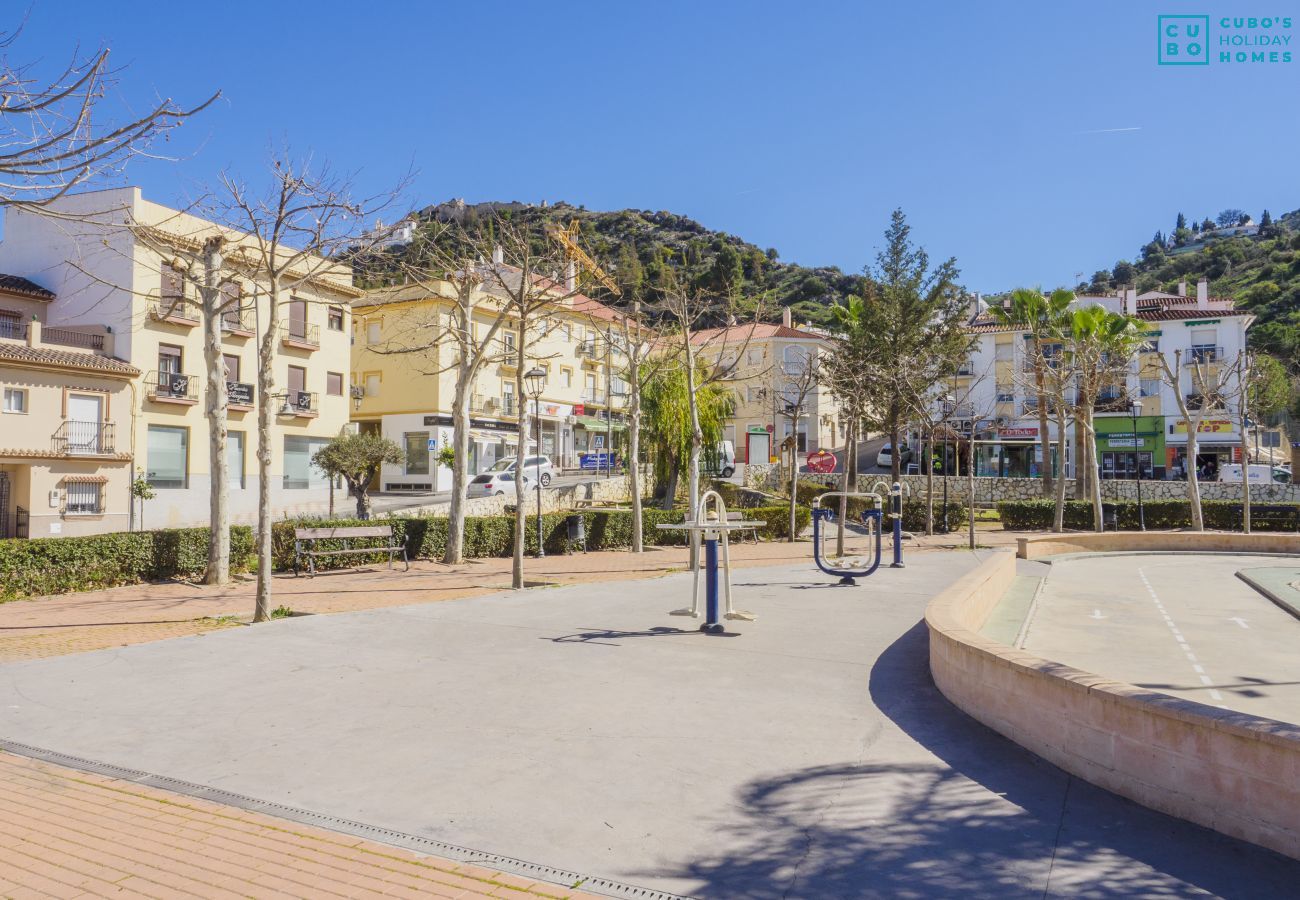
[351,280,630,490]
[0,276,138,537]
[691,310,842,466]
[0,188,359,530]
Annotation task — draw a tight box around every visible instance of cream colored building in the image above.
[0,188,359,530]
[0,277,139,537]
[351,280,630,489]
[691,311,842,465]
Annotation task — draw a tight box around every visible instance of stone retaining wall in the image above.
[744,463,1300,504]
[390,475,635,519]
[926,544,1300,861]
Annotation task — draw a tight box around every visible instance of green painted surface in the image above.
[1236,566,1300,621]
[980,574,1041,645]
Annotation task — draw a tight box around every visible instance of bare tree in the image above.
[1157,348,1236,531]
[205,153,407,621]
[0,29,216,208]
[476,221,585,589]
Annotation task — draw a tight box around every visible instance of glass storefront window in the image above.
[147,425,188,488]
[404,432,430,475]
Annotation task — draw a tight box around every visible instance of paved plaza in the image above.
[2,548,1298,897]
[1015,553,1300,724]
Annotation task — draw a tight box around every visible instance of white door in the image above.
[66,394,103,453]
[747,432,770,465]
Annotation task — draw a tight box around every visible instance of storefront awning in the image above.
[62,474,109,483]
[574,415,626,433]
[468,430,508,443]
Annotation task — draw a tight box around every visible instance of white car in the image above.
[468,470,541,497]
[875,443,911,469]
[488,455,554,486]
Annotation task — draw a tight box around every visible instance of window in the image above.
[223,353,240,382]
[287,365,306,397]
[0,310,22,339]
[147,425,188,488]
[367,320,381,344]
[747,386,765,403]
[328,306,345,331]
[364,373,381,396]
[783,346,811,373]
[327,372,344,396]
[64,482,102,515]
[227,431,245,489]
[1142,337,1159,353]
[2,387,26,413]
[404,432,430,475]
[995,342,1014,360]
[747,348,764,366]
[283,435,331,490]
[219,283,241,327]
[561,368,573,388]
[160,263,183,300]
[158,344,183,374]
[996,384,1015,402]
[288,298,308,339]
[1140,378,1160,398]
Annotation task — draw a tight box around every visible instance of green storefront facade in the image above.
[1094,414,1165,480]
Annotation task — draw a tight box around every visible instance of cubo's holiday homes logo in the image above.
[1158,14,1293,65]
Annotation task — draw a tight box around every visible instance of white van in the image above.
[1217,463,1290,484]
[706,441,736,478]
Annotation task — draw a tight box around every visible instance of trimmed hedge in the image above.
[0,526,254,600]
[272,504,812,573]
[792,482,966,533]
[997,499,1300,531]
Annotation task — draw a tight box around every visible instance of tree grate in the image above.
[0,738,687,900]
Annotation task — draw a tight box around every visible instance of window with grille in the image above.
[328,306,345,331]
[65,482,102,515]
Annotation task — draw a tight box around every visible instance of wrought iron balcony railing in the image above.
[145,370,198,402]
[53,419,115,455]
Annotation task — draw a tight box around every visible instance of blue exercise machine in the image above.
[811,482,907,584]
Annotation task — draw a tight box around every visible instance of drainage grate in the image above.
[1,739,687,900]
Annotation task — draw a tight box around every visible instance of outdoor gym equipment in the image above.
[870,480,908,569]
[811,491,884,585]
[658,490,760,634]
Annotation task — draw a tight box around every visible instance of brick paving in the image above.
[0,751,598,899]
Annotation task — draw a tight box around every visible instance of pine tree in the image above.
[1175,212,1187,231]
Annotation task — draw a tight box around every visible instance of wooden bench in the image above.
[727,510,760,543]
[293,525,409,577]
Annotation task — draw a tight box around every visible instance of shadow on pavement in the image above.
[658,620,1300,898]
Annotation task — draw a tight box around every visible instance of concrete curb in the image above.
[1235,569,1300,622]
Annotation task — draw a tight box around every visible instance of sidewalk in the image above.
[0,751,596,899]
[0,525,1025,663]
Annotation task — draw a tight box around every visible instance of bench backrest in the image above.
[294,526,394,540]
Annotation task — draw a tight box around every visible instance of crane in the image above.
[545,218,621,297]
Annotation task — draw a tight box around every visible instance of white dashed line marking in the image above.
[1138,567,1227,709]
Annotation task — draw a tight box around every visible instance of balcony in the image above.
[148,297,200,327]
[145,371,198,405]
[497,349,519,369]
[42,327,104,351]
[219,307,255,338]
[279,322,320,350]
[1094,391,1132,413]
[577,339,603,361]
[227,381,255,410]
[582,389,608,406]
[470,394,502,414]
[280,390,318,418]
[0,318,27,340]
[501,396,518,416]
[52,420,116,456]
[1185,345,1224,366]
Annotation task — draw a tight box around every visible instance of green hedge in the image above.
[272,504,811,573]
[0,526,254,600]
[997,499,1300,531]
[792,482,965,533]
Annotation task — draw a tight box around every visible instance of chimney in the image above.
[1177,279,1187,297]
[1124,286,1137,316]
[491,245,503,265]
[1196,277,1208,309]
[781,307,792,328]
[564,260,576,292]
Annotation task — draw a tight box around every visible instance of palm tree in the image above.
[989,288,1073,498]
[1065,306,1148,531]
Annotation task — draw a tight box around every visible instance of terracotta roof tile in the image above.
[0,274,54,301]
[0,342,139,376]
[690,322,825,344]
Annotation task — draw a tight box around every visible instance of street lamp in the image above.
[1130,398,1146,531]
[524,366,548,557]
[940,393,955,534]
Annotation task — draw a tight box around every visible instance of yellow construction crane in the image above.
[546,219,621,297]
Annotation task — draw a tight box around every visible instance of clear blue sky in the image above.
[15,1,1300,292]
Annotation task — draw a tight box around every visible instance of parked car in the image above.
[703,440,736,478]
[488,455,554,486]
[468,470,541,497]
[1217,463,1291,484]
[875,443,912,469]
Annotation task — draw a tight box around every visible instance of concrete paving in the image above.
[1021,553,1300,724]
[1,552,1298,897]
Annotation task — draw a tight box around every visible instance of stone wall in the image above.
[388,474,636,519]
[743,463,1300,505]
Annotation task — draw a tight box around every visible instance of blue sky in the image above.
[14,1,1300,292]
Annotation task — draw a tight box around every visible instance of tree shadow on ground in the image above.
[658,621,1300,899]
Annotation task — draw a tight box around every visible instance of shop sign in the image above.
[573,403,585,416]
[423,414,518,433]
[528,400,572,418]
[998,427,1038,439]
[1171,419,1234,434]
[747,424,768,433]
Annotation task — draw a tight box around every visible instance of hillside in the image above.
[1080,208,1300,367]
[351,200,864,329]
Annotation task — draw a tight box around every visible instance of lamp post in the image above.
[524,367,547,557]
[940,394,954,534]
[1130,398,1146,531]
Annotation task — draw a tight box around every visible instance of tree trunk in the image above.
[512,319,527,589]
[1034,359,1053,498]
[661,462,679,511]
[628,387,643,552]
[200,238,229,585]
[1081,413,1103,532]
[683,340,702,570]
[1053,411,1069,532]
[445,366,473,564]
[254,283,279,623]
[924,428,935,536]
[788,437,799,542]
[835,417,854,557]
[968,434,976,549]
[355,488,370,520]
[888,404,901,484]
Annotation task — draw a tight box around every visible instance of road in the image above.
[1,552,1294,897]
